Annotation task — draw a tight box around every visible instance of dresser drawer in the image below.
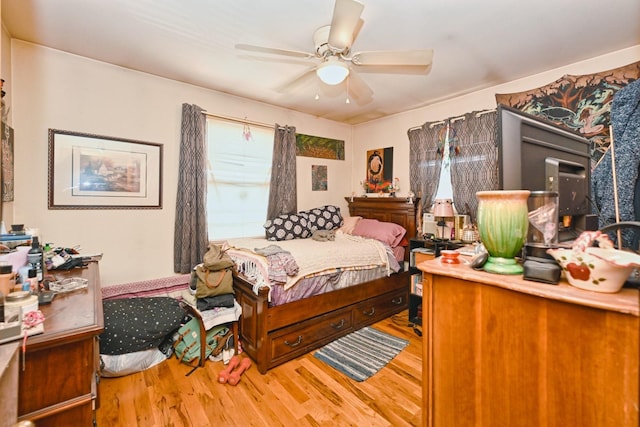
[353,289,407,327]
[269,308,353,362]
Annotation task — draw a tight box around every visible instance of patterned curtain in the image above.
[266,124,297,219]
[450,110,499,223]
[174,103,209,273]
[408,122,444,215]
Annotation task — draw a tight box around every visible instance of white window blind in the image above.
[206,119,274,239]
[434,129,453,201]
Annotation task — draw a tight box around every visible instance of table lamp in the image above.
[433,199,454,240]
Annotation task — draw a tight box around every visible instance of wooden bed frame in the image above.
[232,197,420,374]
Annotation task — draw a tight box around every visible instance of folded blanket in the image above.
[254,244,289,257]
[254,245,299,283]
[197,293,235,311]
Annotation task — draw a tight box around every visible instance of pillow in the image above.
[100,348,168,377]
[352,218,407,248]
[300,205,343,232]
[339,216,362,234]
[264,213,311,241]
[100,297,187,355]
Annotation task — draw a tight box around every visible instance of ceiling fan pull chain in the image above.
[346,76,351,104]
[242,118,252,141]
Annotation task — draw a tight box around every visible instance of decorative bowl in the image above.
[547,247,640,293]
[440,250,460,264]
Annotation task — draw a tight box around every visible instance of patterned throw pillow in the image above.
[264,213,311,241]
[300,205,344,232]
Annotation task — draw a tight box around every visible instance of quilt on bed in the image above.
[224,231,398,298]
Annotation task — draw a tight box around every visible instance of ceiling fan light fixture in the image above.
[316,58,349,85]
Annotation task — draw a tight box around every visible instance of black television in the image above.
[496,105,595,240]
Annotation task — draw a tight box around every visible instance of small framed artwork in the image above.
[48,129,163,209]
[364,147,393,193]
[312,165,327,191]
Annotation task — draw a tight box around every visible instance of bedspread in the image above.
[224,231,391,294]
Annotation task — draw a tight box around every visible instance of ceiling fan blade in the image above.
[328,0,365,51]
[351,18,364,45]
[351,49,434,67]
[347,69,373,102]
[235,43,315,60]
[276,67,318,93]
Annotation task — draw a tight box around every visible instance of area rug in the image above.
[313,327,409,382]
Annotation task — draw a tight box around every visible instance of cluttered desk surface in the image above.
[418,256,639,317]
[26,262,103,349]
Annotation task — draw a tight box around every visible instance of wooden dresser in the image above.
[418,258,639,427]
[18,262,103,426]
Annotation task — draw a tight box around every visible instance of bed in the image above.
[228,197,420,374]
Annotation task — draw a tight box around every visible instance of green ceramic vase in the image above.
[476,190,530,275]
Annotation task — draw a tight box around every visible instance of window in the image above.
[206,119,274,239]
[434,134,453,201]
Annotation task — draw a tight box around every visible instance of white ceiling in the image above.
[2,0,640,125]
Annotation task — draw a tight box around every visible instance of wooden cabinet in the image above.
[18,262,103,426]
[418,259,639,427]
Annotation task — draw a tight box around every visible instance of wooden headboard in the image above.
[345,196,420,261]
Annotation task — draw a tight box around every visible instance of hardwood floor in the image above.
[96,310,422,426]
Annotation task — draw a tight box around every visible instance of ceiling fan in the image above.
[235,0,433,102]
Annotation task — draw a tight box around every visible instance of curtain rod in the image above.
[202,111,286,130]
[476,108,496,117]
[409,114,466,131]
[409,109,496,132]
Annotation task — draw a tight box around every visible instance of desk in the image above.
[418,258,639,427]
[18,262,103,426]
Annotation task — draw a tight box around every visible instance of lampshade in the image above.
[433,199,454,217]
[316,57,349,85]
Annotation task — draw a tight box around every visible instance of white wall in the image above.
[9,41,351,286]
[8,38,640,287]
[353,45,640,210]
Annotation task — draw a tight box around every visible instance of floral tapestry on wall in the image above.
[495,60,640,165]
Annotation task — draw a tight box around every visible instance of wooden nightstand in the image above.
[408,239,461,325]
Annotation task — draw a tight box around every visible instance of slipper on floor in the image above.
[227,357,252,386]
[218,355,240,384]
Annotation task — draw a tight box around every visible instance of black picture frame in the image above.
[48,129,163,209]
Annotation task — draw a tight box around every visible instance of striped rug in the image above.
[313,327,409,382]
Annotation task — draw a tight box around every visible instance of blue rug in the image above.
[313,327,409,382]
